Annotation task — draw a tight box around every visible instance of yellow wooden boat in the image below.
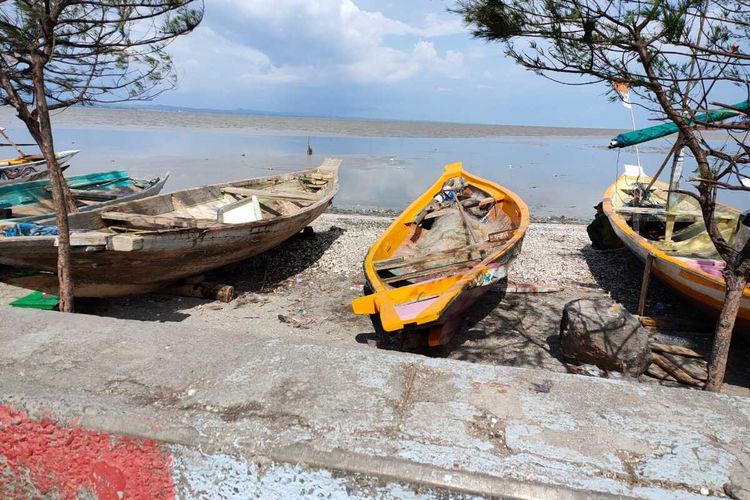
[604,169,750,328]
[352,161,529,347]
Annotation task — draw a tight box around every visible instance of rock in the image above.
[560,298,652,376]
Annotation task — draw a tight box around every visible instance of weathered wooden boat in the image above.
[352,161,529,348]
[0,158,340,297]
[605,101,750,329]
[0,170,168,223]
[603,168,750,326]
[0,150,78,184]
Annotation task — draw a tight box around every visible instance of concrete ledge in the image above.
[0,307,748,498]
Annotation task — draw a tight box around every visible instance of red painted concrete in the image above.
[0,405,174,499]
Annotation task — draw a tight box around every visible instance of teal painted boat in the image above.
[0,170,169,223]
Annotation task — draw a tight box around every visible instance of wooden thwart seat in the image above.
[221,186,319,202]
[616,206,734,222]
[101,211,212,229]
[375,241,491,272]
[381,259,480,284]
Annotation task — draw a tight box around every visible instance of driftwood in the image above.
[646,363,677,382]
[650,342,704,358]
[160,281,235,303]
[652,353,705,387]
[638,315,713,333]
[657,351,708,381]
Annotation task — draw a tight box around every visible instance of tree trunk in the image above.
[705,269,747,391]
[30,55,75,312]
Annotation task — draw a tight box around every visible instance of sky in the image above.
[157,0,633,128]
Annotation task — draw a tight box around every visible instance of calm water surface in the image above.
[0,107,745,220]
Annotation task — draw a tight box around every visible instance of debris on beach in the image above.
[645,342,708,388]
[278,313,314,329]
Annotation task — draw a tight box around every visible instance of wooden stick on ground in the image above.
[639,315,714,333]
[159,281,235,303]
[652,353,704,387]
[646,363,677,382]
[650,342,704,359]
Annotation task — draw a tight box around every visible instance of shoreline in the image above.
[328,205,589,225]
[2,106,623,139]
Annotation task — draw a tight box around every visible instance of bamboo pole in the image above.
[645,142,680,192]
[0,128,26,157]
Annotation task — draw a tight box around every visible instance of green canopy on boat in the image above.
[609,100,748,148]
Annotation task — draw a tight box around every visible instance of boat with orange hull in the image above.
[352,161,529,348]
[603,170,750,329]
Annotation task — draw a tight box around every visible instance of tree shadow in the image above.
[440,288,570,371]
[581,243,750,392]
[76,225,346,322]
[580,244,698,319]
[208,225,346,294]
[361,279,574,373]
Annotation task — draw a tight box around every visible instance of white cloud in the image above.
[419,13,466,37]
[172,27,304,88]
[171,0,466,91]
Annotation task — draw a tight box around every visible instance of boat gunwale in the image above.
[0,149,79,169]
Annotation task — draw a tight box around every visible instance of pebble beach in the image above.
[2,212,747,395]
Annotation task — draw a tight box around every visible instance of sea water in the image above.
[0,106,744,220]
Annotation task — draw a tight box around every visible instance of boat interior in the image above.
[613,174,742,260]
[373,176,519,288]
[2,174,160,220]
[60,169,335,233]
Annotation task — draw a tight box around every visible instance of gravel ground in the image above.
[0,212,747,395]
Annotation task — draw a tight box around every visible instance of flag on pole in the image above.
[613,82,632,109]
